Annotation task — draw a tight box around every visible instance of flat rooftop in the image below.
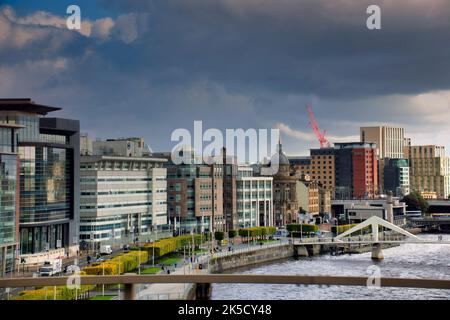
[0,99,61,115]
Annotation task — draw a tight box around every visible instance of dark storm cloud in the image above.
[1,1,450,153]
[99,0,450,98]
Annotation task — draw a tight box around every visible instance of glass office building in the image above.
[0,99,80,258]
[0,122,21,276]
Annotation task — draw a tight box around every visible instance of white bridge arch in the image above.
[334,216,423,242]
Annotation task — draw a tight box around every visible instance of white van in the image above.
[39,259,62,277]
[99,245,113,255]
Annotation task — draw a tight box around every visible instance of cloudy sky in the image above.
[1,0,449,157]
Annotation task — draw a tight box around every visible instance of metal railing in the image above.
[211,240,290,259]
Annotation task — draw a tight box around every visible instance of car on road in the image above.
[64,265,79,274]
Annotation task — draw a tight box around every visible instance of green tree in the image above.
[228,230,237,239]
[402,191,429,214]
[214,231,224,242]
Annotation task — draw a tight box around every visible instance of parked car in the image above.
[64,265,79,274]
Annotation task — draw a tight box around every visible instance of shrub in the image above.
[238,227,276,241]
[141,234,208,258]
[228,230,237,238]
[331,224,357,234]
[214,231,225,241]
[286,224,318,234]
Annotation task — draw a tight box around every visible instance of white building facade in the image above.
[236,166,273,228]
[79,155,167,246]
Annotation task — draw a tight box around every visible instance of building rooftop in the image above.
[0,99,61,115]
[81,155,167,163]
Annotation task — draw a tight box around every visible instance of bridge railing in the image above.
[210,240,290,259]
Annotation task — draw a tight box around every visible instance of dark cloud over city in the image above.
[0,0,449,155]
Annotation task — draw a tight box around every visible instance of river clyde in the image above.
[211,234,450,300]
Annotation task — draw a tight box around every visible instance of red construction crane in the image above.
[306,104,331,148]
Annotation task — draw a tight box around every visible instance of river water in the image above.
[211,234,450,300]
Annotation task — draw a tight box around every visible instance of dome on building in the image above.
[270,141,290,166]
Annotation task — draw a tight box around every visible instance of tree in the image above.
[402,191,429,214]
[228,230,237,239]
[214,231,224,242]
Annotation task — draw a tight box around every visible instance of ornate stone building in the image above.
[271,143,302,227]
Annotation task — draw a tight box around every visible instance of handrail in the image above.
[0,274,449,290]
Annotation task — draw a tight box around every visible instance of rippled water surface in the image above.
[211,234,450,300]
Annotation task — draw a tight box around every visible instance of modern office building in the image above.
[236,165,273,228]
[383,158,410,197]
[0,99,80,260]
[360,126,405,159]
[332,196,407,225]
[0,122,22,275]
[360,126,406,193]
[334,142,378,199]
[406,145,450,199]
[167,159,224,234]
[221,148,238,232]
[79,155,167,247]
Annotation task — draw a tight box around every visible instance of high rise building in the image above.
[236,165,273,228]
[0,122,22,275]
[221,148,238,232]
[79,155,167,247]
[0,99,80,259]
[406,145,450,199]
[334,142,378,199]
[360,126,405,159]
[360,126,406,193]
[383,158,410,197]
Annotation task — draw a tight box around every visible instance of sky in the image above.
[1,0,450,157]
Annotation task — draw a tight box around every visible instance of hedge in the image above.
[140,234,207,258]
[13,250,149,300]
[331,224,373,235]
[83,250,148,276]
[331,224,357,234]
[238,227,276,240]
[13,271,95,300]
[286,224,319,233]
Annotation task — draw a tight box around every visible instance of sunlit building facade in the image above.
[0,99,80,258]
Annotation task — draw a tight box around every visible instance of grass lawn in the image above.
[193,249,207,254]
[155,252,182,265]
[90,295,116,300]
[140,267,161,274]
[157,257,181,265]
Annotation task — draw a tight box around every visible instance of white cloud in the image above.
[0,6,143,50]
[275,121,359,144]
